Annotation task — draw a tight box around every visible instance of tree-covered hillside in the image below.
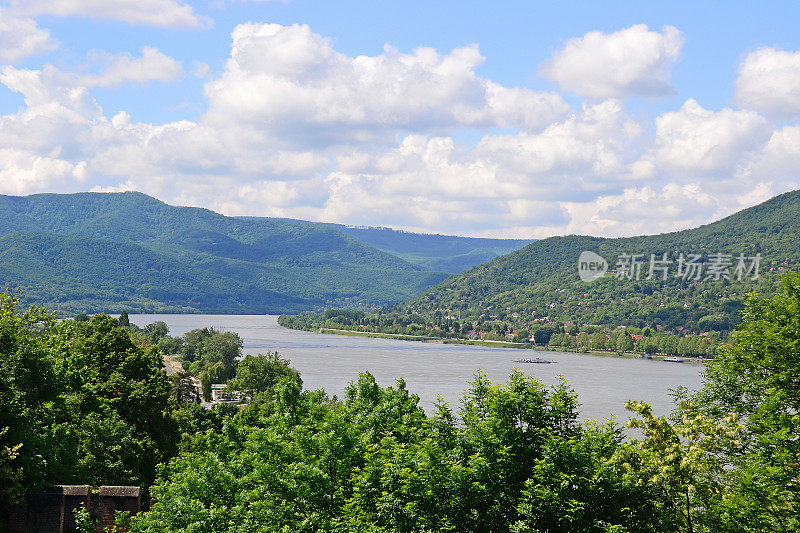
[0,192,449,313]
[407,189,800,331]
[282,190,800,337]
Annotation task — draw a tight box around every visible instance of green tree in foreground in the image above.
[228,351,301,396]
[690,271,800,531]
[615,272,800,532]
[0,296,178,510]
[131,371,661,532]
[0,294,59,509]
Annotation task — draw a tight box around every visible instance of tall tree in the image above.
[1,299,180,513]
[199,331,242,381]
[0,294,59,508]
[118,310,130,328]
[615,272,800,532]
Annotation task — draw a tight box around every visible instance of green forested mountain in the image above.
[334,225,532,273]
[0,192,451,313]
[284,190,800,336]
[401,189,800,331]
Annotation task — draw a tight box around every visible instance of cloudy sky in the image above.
[1,1,800,238]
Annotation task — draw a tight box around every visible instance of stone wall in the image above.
[97,486,141,532]
[7,485,140,533]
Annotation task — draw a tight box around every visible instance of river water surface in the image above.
[129,314,704,423]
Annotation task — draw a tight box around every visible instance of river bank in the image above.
[319,327,528,347]
[315,327,706,363]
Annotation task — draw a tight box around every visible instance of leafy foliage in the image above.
[685,271,800,530]
[131,371,662,532]
[228,352,302,396]
[0,295,178,510]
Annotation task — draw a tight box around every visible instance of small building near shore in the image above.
[210,384,244,403]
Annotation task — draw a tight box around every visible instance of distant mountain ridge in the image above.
[333,225,533,273]
[0,192,530,314]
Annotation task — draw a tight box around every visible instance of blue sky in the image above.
[2,1,800,237]
[16,1,800,121]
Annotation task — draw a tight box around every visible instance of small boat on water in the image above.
[514,358,555,364]
[663,357,685,363]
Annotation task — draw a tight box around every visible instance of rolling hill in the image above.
[281,189,800,335]
[0,192,530,314]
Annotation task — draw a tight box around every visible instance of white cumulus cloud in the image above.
[651,98,769,176]
[204,22,570,145]
[540,24,684,99]
[78,47,183,87]
[8,0,210,28]
[0,9,58,63]
[559,183,718,237]
[734,47,800,118]
[318,101,642,235]
[738,126,800,188]
[0,148,84,195]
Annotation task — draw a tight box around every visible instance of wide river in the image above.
[129,314,704,424]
